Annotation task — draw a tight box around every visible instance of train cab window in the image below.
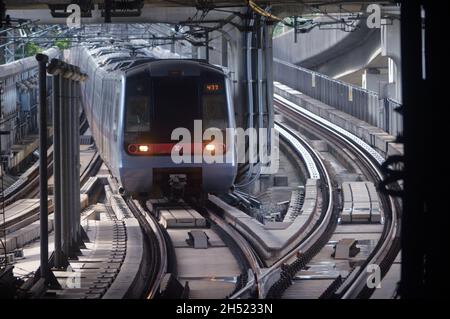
[126,96,150,132]
[152,77,200,142]
[202,94,228,129]
[202,77,228,130]
[125,75,151,133]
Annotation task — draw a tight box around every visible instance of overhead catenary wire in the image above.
[246,0,283,23]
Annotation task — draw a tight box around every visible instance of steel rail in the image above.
[259,120,334,296]
[274,95,400,299]
[207,207,263,299]
[0,121,99,237]
[125,199,168,299]
[219,116,334,298]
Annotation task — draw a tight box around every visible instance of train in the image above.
[69,43,237,198]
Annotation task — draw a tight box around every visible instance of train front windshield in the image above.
[152,76,200,142]
[124,70,229,145]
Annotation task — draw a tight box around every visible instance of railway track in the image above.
[205,205,263,299]
[107,119,334,299]
[272,94,401,299]
[6,135,260,298]
[1,114,95,206]
[0,116,101,278]
[209,94,399,299]
[201,116,335,299]
[126,195,265,299]
[4,93,400,300]
[0,149,101,239]
[261,120,335,298]
[125,198,168,299]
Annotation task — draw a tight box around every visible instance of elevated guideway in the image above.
[273,6,401,102]
[273,19,381,79]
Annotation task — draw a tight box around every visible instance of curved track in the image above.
[273,95,401,298]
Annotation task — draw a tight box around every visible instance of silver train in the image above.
[69,44,237,197]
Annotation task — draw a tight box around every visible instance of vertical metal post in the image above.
[0,129,10,270]
[52,74,62,268]
[60,77,70,256]
[36,53,49,280]
[104,0,112,23]
[70,80,80,248]
[67,78,74,249]
[256,19,264,133]
[399,0,424,298]
[264,22,274,156]
[294,17,298,43]
[205,31,209,63]
[245,17,255,181]
[221,35,228,67]
[74,81,81,242]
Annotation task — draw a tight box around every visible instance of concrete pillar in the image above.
[191,45,198,59]
[198,41,208,61]
[223,23,249,185]
[381,18,402,102]
[362,68,389,95]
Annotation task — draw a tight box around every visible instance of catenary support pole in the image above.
[67,76,75,251]
[36,53,49,280]
[52,74,62,268]
[74,81,81,242]
[61,77,70,256]
[205,31,209,63]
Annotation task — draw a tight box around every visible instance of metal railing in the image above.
[273,58,403,137]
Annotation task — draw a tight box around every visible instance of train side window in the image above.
[113,88,120,125]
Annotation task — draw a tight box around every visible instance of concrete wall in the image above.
[273,20,381,80]
[273,22,348,66]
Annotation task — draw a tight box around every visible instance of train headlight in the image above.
[205,144,215,152]
[139,145,149,152]
[128,144,150,154]
[128,144,138,154]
